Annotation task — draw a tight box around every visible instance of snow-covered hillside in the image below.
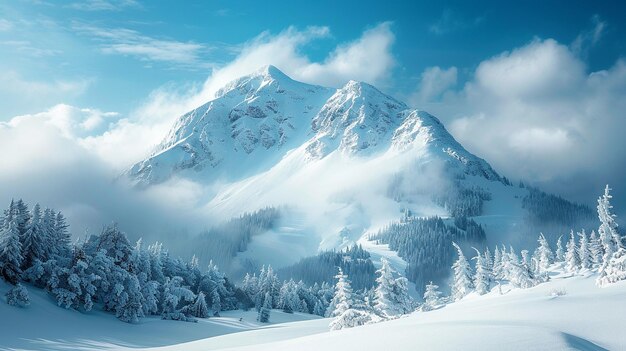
[123,65,596,285]
[3,272,623,351]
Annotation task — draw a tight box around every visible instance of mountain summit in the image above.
[128,66,499,186]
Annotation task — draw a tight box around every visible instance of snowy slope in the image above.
[146,273,626,351]
[126,65,588,279]
[0,280,320,351]
[128,65,499,189]
[5,272,622,351]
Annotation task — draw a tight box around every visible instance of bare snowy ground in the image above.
[0,281,319,351]
[1,272,624,351]
[149,272,625,351]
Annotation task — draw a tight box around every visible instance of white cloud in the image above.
[75,25,212,68]
[200,22,395,98]
[0,19,12,31]
[415,38,626,205]
[0,71,91,117]
[410,66,457,104]
[0,105,209,237]
[572,14,607,57]
[67,0,140,11]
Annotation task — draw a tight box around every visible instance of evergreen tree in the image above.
[6,283,30,307]
[597,185,621,278]
[373,258,399,317]
[565,231,580,273]
[535,233,553,274]
[578,230,592,270]
[161,276,196,322]
[14,200,30,238]
[451,242,474,300]
[313,300,325,316]
[0,217,22,285]
[421,282,442,311]
[329,282,373,330]
[191,291,209,318]
[492,246,503,280]
[597,246,626,286]
[53,212,72,258]
[328,268,353,318]
[257,292,271,323]
[211,288,221,317]
[21,204,47,270]
[472,248,491,295]
[517,250,537,287]
[555,235,565,262]
[589,230,603,267]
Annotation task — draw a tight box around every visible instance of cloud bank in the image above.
[412,37,626,207]
[0,23,398,238]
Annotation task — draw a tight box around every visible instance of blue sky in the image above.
[2,0,625,117]
[1,0,626,227]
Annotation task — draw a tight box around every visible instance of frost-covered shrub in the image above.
[6,283,30,307]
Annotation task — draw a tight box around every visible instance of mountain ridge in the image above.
[127,65,500,186]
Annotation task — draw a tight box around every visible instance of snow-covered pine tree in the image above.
[596,185,626,286]
[21,204,47,271]
[161,276,196,322]
[579,230,592,270]
[492,246,502,280]
[329,274,373,330]
[6,283,30,307]
[0,215,22,285]
[278,279,299,314]
[484,247,493,273]
[392,276,414,315]
[589,230,603,267]
[597,185,620,260]
[257,292,271,323]
[373,258,398,317]
[14,200,30,238]
[518,250,537,288]
[328,268,353,318]
[54,212,72,258]
[421,281,442,311]
[211,288,221,317]
[472,247,491,295]
[535,233,553,274]
[597,245,626,286]
[50,247,99,312]
[565,230,580,273]
[191,291,209,318]
[555,235,565,263]
[451,242,474,300]
[116,274,145,323]
[500,246,510,281]
[313,300,325,316]
[41,208,56,258]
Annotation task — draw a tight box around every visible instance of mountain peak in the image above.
[215,65,306,99]
[257,64,289,80]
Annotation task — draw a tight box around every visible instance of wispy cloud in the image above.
[74,24,214,69]
[571,14,607,57]
[0,40,61,57]
[67,0,141,11]
[429,9,484,35]
[0,19,12,31]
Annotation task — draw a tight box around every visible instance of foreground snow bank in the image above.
[2,273,624,351]
[155,273,624,351]
[0,281,319,351]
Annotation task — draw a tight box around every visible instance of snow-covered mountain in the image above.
[128,65,499,186]
[126,65,592,278]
